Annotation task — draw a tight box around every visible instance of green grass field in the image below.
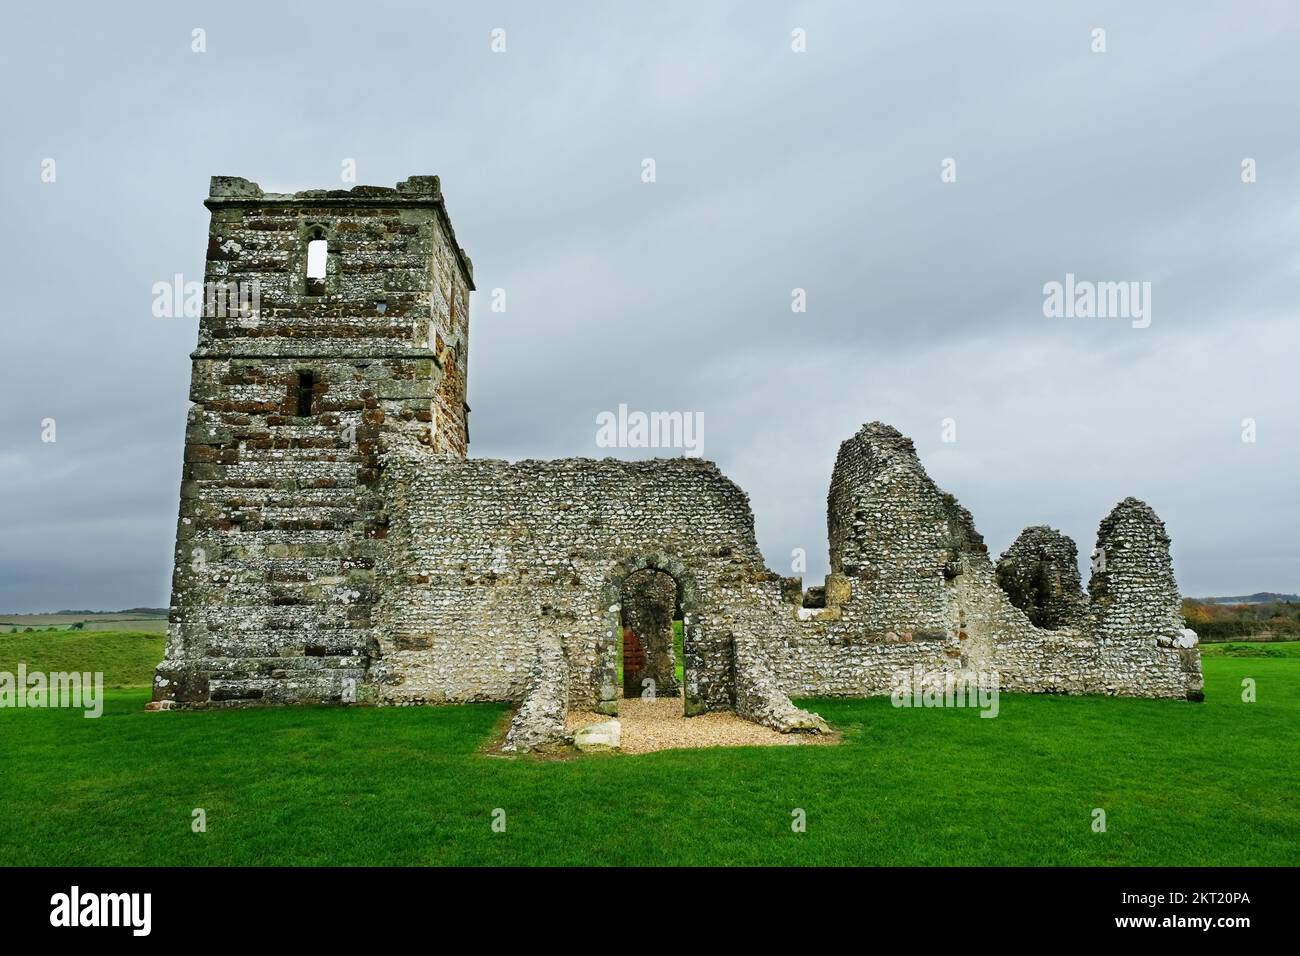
[0,633,1295,866]
[1199,640,1300,658]
[0,630,164,687]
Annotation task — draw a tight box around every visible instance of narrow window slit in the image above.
[296,371,315,417]
[306,238,328,295]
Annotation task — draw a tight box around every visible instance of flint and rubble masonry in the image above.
[151,177,1202,742]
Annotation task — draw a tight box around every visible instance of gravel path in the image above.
[566,693,836,755]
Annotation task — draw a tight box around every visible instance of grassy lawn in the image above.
[0,635,1295,866]
[1199,640,1300,658]
[0,630,164,687]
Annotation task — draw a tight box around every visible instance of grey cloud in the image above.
[1,0,1297,611]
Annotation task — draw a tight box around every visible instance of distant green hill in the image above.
[41,608,168,616]
[0,611,168,634]
[1197,592,1300,605]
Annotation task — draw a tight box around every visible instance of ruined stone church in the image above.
[149,176,1204,750]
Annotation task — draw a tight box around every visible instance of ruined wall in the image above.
[151,177,473,708]
[501,631,569,752]
[1083,497,1203,698]
[824,423,985,635]
[995,526,1088,628]
[372,454,785,715]
[765,423,1203,701]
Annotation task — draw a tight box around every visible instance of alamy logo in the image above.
[152,274,261,325]
[595,403,704,457]
[890,665,1000,718]
[1042,273,1151,328]
[50,886,151,936]
[0,664,103,718]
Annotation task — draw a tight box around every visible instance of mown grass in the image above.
[0,635,1295,866]
[1200,640,1300,658]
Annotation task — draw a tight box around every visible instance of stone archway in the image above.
[597,554,708,717]
[620,568,680,701]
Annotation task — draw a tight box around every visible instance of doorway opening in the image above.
[599,555,707,717]
[618,568,682,703]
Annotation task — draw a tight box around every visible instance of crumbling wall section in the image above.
[824,424,985,636]
[995,526,1088,628]
[1087,497,1203,698]
[733,634,829,733]
[766,423,1202,701]
[501,631,570,752]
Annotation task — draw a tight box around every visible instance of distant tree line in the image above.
[1183,598,1300,642]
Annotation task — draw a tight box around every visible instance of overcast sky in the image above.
[2,1,1298,612]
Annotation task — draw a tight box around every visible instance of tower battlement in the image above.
[195,174,473,454]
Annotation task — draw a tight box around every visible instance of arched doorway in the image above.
[597,554,707,717]
[619,568,681,701]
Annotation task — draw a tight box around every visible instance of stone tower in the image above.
[151,176,474,708]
